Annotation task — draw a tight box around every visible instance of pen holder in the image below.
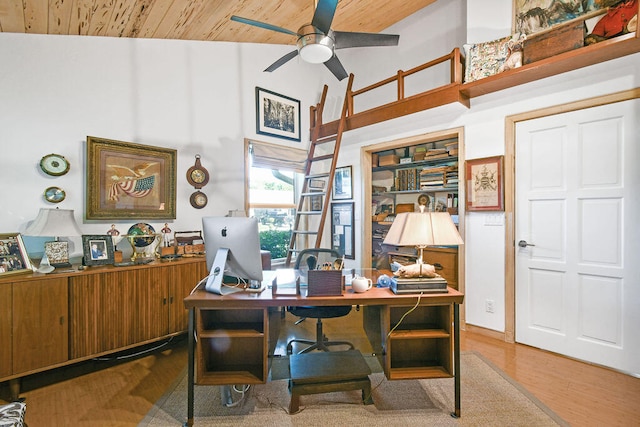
[307,270,343,296]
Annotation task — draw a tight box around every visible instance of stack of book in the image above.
[424,148,450,160]
[419,165,448,189]
[391,275,448,294]
[444,167,459,188]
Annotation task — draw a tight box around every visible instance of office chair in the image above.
[286,248,354,354]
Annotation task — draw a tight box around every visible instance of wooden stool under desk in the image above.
[288,350,373,414]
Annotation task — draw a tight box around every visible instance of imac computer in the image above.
[202,216,264,295]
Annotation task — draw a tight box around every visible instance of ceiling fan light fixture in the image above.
[297,25,334,63]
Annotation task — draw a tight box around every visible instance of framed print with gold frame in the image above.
[465,155,504,211]
[0,233,33,276]
[86,136,177,220]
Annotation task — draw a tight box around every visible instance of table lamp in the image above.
[24,208,83,273]
[383,206,463,278]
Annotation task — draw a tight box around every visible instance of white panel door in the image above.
[515,99,639,374]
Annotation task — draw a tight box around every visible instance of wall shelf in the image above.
[460,33,640,98]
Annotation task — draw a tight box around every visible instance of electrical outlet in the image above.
[485,299,495,313]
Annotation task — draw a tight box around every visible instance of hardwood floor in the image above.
[2,309,639,426]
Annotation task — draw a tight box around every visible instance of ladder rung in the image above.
[316,135,337,144]
[309,154,334,162]
[292,230,318,235]
[301,191,327,197]
[306,173,329,179]
[297,211,322,215]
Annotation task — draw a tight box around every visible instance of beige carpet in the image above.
[140,351,567,426]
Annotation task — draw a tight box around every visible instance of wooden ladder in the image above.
[285,74,354,267]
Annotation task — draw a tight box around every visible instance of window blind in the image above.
[250,140,307,173]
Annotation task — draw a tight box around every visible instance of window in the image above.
[245,140,306,262]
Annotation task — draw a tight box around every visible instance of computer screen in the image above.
[202,216,264,295]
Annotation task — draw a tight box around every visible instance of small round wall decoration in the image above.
[40,153,70,176]
[44,186,66,203]
[190,191,208,209]
[186,155,210,189]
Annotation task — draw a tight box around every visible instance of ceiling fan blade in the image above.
[333,31,400,49]
[311,0,338,34]
[230,15,298,36]
[324,55,348,81]
[264,50,299,72]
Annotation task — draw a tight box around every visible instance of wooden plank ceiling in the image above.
[0,0,437,44]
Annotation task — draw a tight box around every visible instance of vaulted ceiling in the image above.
[0,0,437,45]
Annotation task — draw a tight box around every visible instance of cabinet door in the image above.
[69,269,166,359]
[12,277,68,374]
[0,282,11,378]
[168,260,207,334]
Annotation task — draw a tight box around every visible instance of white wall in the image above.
[0,32,327,258]
[2,1,639,334]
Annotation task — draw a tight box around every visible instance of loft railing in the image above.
[311,48,467,137]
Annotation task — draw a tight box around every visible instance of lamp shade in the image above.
[383,212,463,247]
[23,208,83,237]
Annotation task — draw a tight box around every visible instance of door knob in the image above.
[518,240,535,247]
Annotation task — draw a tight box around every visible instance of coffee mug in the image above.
[351,276,373,293]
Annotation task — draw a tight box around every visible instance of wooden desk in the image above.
[183,270,464,426]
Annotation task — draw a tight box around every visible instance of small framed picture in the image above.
[0,233,33,276]
[332,166,352,200]
[465,155,504,211]
[310,194,323,211]
[331,202,355,259]
[255,87,301,142]
[82,235,115,266]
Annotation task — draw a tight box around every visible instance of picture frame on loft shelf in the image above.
[0,233,33,276]
[465,155,504,212]
[255,87,301,142]
[86,136,177,220]
[513,0,608,35]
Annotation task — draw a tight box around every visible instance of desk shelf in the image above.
[196,308,268,385]
[384,305,453,380]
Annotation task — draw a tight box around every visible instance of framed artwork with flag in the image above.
[86,136,176,220]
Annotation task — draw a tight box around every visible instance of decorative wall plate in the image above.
[40,153,70,176]
[44,186,66,203]
[187,154,209,190]
[186,155,210,189]
[190,191,208,209]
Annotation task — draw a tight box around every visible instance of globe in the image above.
[127,223,156,248]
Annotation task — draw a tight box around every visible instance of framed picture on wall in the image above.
[86,136,177,220]
[331,202,355,259]
[332,166,352,200]
[0,233,33,276]
[255,87,301,142]
[465,155,504,211]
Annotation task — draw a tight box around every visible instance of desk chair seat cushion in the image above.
[289,305,351,319]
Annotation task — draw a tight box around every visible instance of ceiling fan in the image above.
[230,0,400,81]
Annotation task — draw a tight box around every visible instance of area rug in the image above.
[139,351,567,426]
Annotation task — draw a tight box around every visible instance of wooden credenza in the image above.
[0,257,207,396]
